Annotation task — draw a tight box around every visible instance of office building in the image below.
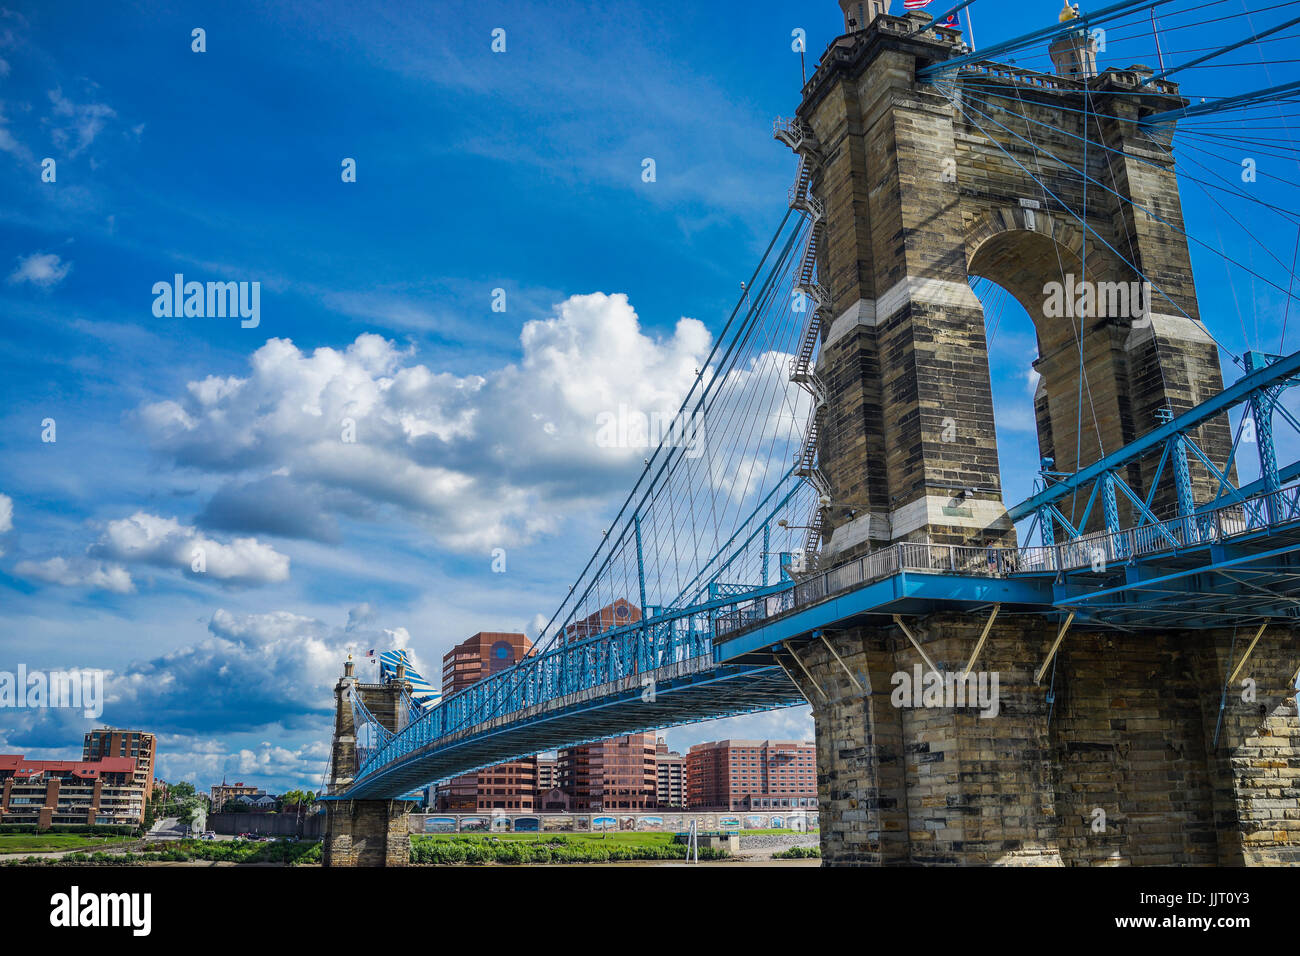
[686,739,818,811]
[537,756,558,792]
[436,631,539,810]
[558,733,658,811]
[557,600,657,809]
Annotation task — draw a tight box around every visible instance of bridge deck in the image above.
[715,488,1300,662]
[337,661,801,799]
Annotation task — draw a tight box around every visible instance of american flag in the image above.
[904,0,957,23]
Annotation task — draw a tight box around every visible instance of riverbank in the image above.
[3,832,825,866]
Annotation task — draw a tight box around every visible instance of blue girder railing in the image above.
[353,579,794,784]
[710,351,1300,649]
[1011,348,1300,535]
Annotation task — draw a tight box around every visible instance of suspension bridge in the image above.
[322,0,1300,866]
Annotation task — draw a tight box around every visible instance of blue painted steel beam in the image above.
[1142,79,1300,126]
[1054,540,1300,606]
[714,572,1053,662]
[1008,349,1300,521]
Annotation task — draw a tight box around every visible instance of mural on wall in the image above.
[405,811,820,833]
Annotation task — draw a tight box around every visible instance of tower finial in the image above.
[839,0,887,33]
[1059,1,1079,22]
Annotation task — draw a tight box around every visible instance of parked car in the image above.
[201,831,216,841]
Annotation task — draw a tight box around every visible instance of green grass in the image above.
[427,830,679,845]
[771,845,821,859]
[0,833,136,854]
[410,832,729,864]
[3,839,321,866]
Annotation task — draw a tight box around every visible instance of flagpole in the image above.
[965,7,977,51]
[1149,9,1166,71]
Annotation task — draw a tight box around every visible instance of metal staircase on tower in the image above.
[776,117,831,564]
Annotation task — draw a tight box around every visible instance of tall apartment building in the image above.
[537,756,558,792]
[557,599,657,810]
[655,737,686,808]
[0,755,146,827]
[436,631,538,811]
[686,740,817,811]
[83,728,155,804]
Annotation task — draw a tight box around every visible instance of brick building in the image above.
[0,755,146,827]
[686,739,817,811]
[83,728,156,804]
[557,600,658,810]
[435,631,539,810]
[211,781,261,810]
[558,733,658,810]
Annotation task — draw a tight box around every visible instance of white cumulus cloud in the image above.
[8,252,71,287]
[140,292,715,551]
[91,511,290,586]
[14,556,134,594]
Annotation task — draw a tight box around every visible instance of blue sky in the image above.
[0,0,1296,791]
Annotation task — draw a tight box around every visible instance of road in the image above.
[146,817,187,842]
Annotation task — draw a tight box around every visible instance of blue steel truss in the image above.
[714,351,1300,660]
[339,580,803,798]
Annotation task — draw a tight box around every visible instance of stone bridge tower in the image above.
[785,6,1299,865]
[322,657,418,867]
[804,3,1229,556]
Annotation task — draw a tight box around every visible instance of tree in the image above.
[169,781,196,802]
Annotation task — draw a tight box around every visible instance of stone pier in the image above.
[792,618,1299,865]
[321,658,417,867]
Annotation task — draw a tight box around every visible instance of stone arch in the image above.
[964,209,1149,522]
